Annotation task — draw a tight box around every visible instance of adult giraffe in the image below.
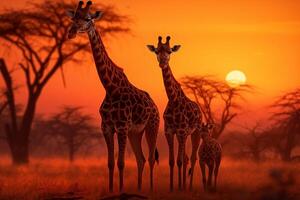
[67,1,160,192]
[147,36,202,191]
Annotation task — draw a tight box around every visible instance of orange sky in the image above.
[1,0,300,127]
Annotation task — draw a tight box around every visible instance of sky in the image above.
[1,0,300,128]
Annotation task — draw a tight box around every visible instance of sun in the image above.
[225,70,247,86]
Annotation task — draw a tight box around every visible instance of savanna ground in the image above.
[0,157,299,200]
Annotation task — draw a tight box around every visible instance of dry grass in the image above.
[0,156,299,200]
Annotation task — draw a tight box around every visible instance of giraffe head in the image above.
[200,123,214,138]
[147,36,181,69]
[66,1,103,39]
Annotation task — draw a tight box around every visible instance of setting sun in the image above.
[1,0,300,199]
[226,70,247,86]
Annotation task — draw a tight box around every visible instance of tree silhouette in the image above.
[38,106,100,162]
[181,76,252,139]
[0,0,129,164]
[270,88,300,161]
[224,122,269,161]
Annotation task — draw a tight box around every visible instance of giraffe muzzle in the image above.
[159,60,168,68]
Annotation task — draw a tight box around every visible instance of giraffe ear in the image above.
[91,11,103,20]
[147,45,156,53]
[66,10,75,18]
[171,45,181,52]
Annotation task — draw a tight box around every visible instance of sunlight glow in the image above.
[226,70,247,86]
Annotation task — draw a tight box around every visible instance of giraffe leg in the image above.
[214,157,221,191]
[183,151,188,190]
[128,131,145,191]
[116,127,128,192]
[165,132,175,191]
[189,131,201,191]
[207,161,214,191]
[102,124,115,192]
[176,134,186,190]
[145,118,159,191]
[199,160,206,192]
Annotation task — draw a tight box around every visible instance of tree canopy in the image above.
[181,75,253,138]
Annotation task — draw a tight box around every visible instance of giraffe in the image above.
[147,36,202,191]
[198,123,222,192]
[66,1,160,192]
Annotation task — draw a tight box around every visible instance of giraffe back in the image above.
[100,85,159,130]
[199,136,222,164]
[164,97,201,133]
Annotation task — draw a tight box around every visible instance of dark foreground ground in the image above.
[0,157,299,200]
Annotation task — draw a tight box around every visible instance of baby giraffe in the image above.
[198,123,222,192]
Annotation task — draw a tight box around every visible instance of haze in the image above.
[1,0,300,125]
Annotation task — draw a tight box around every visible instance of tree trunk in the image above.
[68,136,74,162]
[280,133,294,162]
[1,59,37,165]
[5,98,37,165]
[6,128,29,165]
[11,139,29,164]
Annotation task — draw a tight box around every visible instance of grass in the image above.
[0,156,299,200]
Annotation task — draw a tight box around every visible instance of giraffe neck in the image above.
[87,25,129,92]
[161,64,185,100]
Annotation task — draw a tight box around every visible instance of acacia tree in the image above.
[270,88,300,161]
[181,76,252,139]
[0,0,129,164]
[38,106,100,162]
[225,122,269,161]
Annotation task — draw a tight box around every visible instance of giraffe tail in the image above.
[155,148,159,165]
